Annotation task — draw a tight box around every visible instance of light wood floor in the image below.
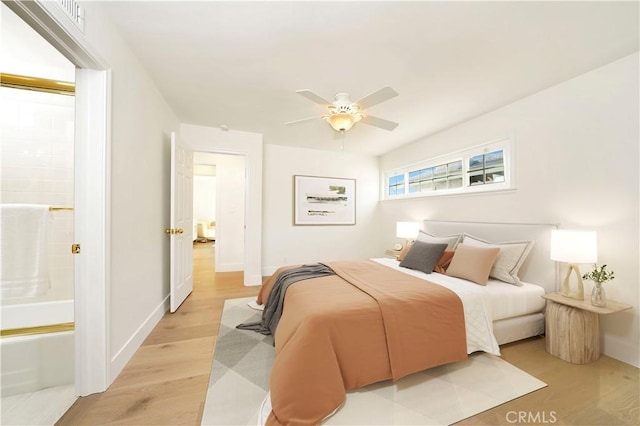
[58,242,639,425]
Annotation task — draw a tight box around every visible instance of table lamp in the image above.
[550,229,597,300]
[396,221,420,249]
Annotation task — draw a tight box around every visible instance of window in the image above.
[407,160,463,194]
[468,150,505,186]
[384,138,512,199]
[388,173,405,197]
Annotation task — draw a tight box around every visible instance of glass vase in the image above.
[591,282,607,307]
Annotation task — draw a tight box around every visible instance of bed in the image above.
[252,221,558,426]
[422,220,558,345]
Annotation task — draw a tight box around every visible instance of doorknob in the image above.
[165,228,184,235]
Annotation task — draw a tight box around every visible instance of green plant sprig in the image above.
[582,264,615,284]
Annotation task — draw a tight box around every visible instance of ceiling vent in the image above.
[55,0,84,32]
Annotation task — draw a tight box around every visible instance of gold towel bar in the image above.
[49,207,74,211]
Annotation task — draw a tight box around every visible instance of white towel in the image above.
[0,204,52,298]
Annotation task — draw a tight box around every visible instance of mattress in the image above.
[481,279,546,320]
[372,258,546,321]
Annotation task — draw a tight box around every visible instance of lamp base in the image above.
[561,263,585,300]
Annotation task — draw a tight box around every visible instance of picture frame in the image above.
[293,175,356,225]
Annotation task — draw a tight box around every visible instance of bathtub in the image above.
[1,300,75,397]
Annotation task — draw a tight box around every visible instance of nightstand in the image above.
[542,292,632,364]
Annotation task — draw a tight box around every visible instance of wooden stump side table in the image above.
[542,292,632,364]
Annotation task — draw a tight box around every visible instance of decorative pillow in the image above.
[416,230,461,250]
[446,244,500,285]
[399,241,448,274]
[434,249,455,274]
[397,241,414,261]
[462,234,534,286]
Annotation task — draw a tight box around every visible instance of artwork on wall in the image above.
[293,175,356,225]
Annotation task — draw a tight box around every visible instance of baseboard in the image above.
[215,262,244,273]
[109,294,170,382]
[244,273,262,286]
[603,334,640,368]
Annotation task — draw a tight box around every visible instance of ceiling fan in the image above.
[285,87,399,133]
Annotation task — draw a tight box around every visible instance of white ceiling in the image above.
[100,1,639,156]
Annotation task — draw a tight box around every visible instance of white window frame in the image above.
[383,137,514,200]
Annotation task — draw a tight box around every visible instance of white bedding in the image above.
[481,279,546,321]
[373,258,501,356]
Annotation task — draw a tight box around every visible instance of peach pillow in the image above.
[446,244,500,285]
[434,250,455,274]
[397,241,414,261]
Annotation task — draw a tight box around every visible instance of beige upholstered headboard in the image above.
[423,220,558,293]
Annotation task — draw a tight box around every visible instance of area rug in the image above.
[201,297,546,426]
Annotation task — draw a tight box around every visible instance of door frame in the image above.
[182,125,263,286]
[5,0,111,395]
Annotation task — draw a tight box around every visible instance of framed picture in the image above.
[293,175,356,225]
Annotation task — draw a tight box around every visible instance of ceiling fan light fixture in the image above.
[326,113,363,132]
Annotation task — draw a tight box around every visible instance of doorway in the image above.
[0,4,77,424]
[5,0,111,402]
[193,152,246,274]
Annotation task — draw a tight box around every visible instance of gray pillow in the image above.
[399,241,448,274]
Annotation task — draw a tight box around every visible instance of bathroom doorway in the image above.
[4,0,111,410]
[1,4,77,424]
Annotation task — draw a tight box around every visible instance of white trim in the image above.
[7,0,113,397]
[3,0,106,68]
[74,68,111,396]
[215,262,245,273]
[110,296,170,381]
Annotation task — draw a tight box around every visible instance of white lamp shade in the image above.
[396,221,420,240]
[550,229,597,263]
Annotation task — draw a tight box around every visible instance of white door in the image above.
[169,131,194,312]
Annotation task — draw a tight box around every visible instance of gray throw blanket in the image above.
[236,263,335,337]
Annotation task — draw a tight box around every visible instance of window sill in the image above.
[382,186,517,201]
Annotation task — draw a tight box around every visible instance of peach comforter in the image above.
[256,260,467,426]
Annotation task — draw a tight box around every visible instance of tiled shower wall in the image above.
[0,86,75,303]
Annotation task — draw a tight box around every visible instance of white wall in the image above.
[379,52,639,366]
[0,3,75,81]
[215,154,245,271]
[262,144,381,274]
[193,175,216,224]
[80,2,181,380]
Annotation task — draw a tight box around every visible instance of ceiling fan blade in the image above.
[361,115,399,131]
[284,115,326,126]
[355,87,398,110]
[296,89,332,105]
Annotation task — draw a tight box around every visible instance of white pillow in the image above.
[462,234,534,286]
[416,230,461,250]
